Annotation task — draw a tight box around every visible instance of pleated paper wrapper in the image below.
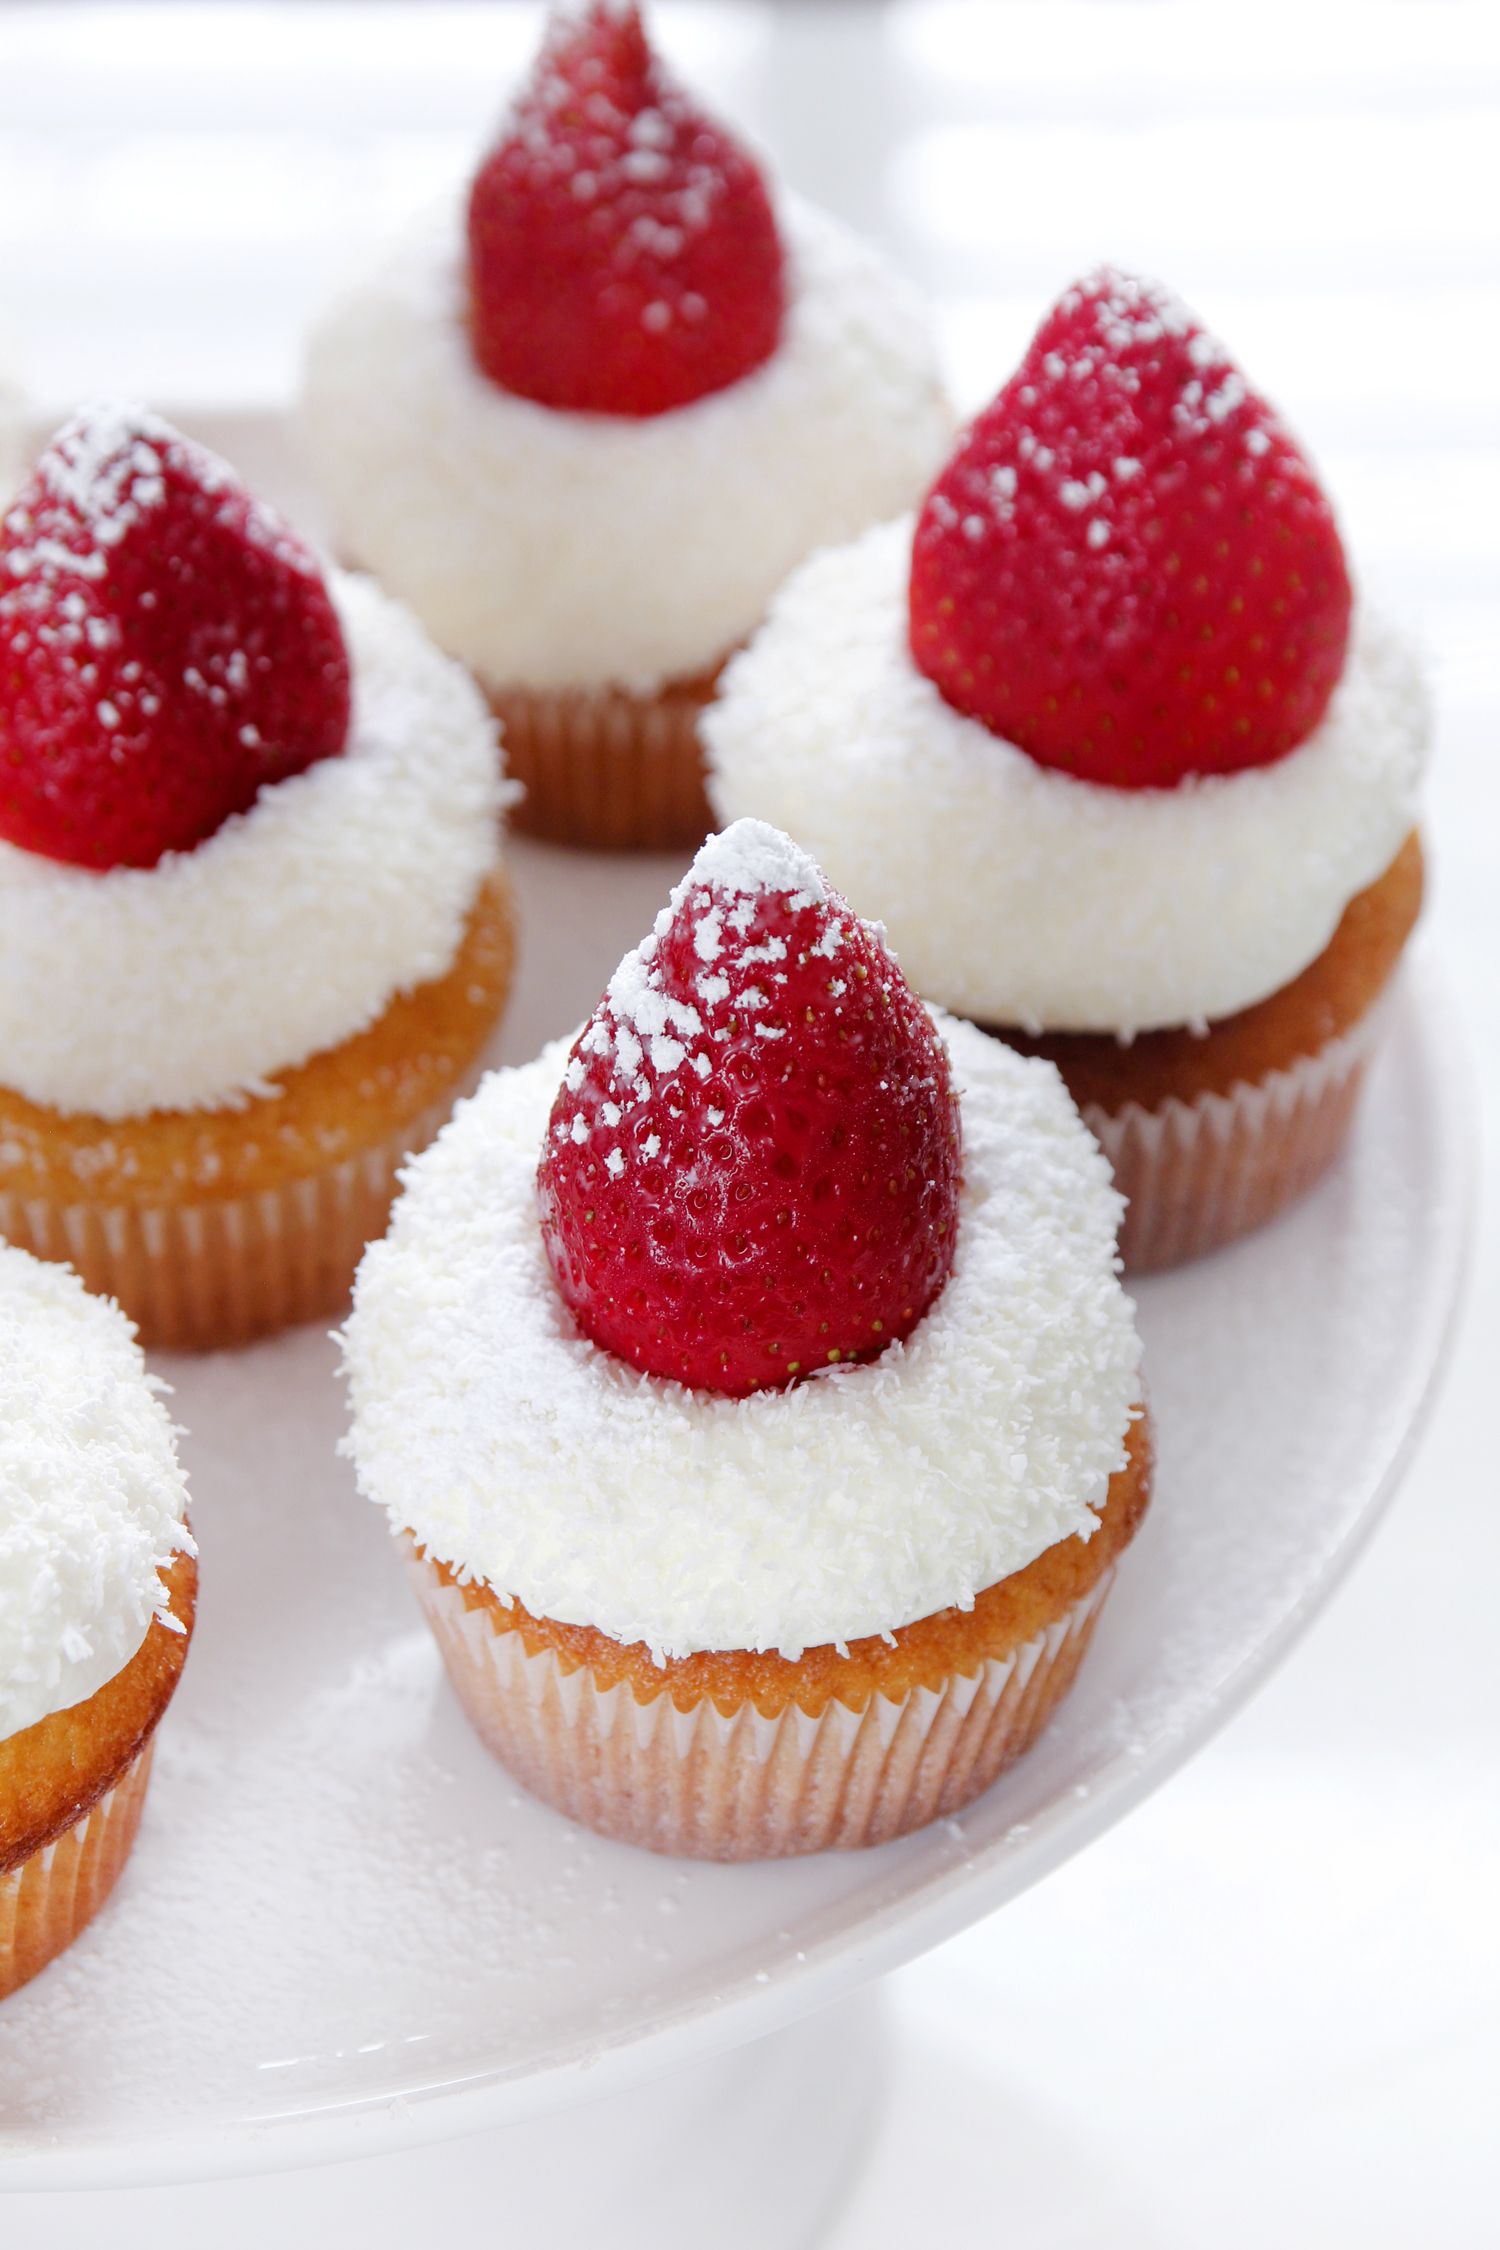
[410,1550,1118,1862]
[1090,1009,1382,1273]
[488,676,717,853]
[0,1743,154,2001]
[0,1083,471,1352]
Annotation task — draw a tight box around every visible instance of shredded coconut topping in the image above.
[704,518,1428,1034]
[301,195,951,693]
[0,1244,193,1741]
[0,572,505,1117]
[343,1015,1139,1660]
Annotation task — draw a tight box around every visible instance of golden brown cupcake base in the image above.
[0,869,517,1349]
[1,1549,196,1999]
[408,1415,1150,1861]
[0,1744,156,2003]
[991,834,1423,1272]
[488,671,720,853]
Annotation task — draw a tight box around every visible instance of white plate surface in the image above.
[0,421,1473,2191]
[0,871,1469,2190]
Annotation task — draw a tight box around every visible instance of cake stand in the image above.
[0,421,1474,2245]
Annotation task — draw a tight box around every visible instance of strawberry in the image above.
[0,404,350,871]
[908,269,1353,787]
[467,1,785,418]
[537,819,961,1398]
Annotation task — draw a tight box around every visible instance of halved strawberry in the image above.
[467,1,785,417]
[0,404,350,870]
[908,269,1352,787]
[537,819,961,1397]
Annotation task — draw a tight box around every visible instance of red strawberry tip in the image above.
[466,0,785,418]
[908,266,1352,790]
[0,402,351,871]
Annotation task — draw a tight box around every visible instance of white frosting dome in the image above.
[300,196,953,695]
[0,571,504,1118]
[0,1244,193,1741]
[704,518,1429,1034]
[343,1014,1140,1661]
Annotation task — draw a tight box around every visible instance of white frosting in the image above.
[343,1014,1140,1661]
[300,196,952,696]
[0,571,504,1119]
[0,1244,193,1742]
[703,518,1429,1034]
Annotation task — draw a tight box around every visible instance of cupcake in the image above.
[344,820,1147,1860]
[0,405,514,1349]
[705,272,1428,1270]
[300,2,951,852]
[1,1243,196,1998]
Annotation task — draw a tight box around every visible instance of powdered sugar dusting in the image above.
[704,518,1428,1034]
[3,402,307,596]
[1,404,176,603]
[0,1243,193,1741]
[344,1014,1139,1660]
[553,820,856,1123]
[26,409,166,568]
[916,267,1322,653]
[687,816,831,908]
[503,1,741,287]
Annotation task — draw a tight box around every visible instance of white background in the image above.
[0,3,1496,2240]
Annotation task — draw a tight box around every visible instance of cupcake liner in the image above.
[409,1550,1117,1860]
[1088,1007,1383,1274]
[488,677,717,853]
[0,1742,153,2000]
[0,1081,472,1351]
